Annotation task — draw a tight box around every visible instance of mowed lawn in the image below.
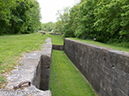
[49,50,96,96]
[48,34,64,45]
[0,33,48,88]
[0,33,96,96]
[68,38,129,52]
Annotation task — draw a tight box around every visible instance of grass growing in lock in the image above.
[0,32,128,95]
[49,50,96,96]
[49,35,96,96]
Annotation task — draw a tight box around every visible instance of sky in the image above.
[37,0,79,23]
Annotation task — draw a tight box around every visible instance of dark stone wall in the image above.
[40,55,52,90]
[40,38,52,90]
[52,45,64,50]
[64,38,129,96]
[32,59,41,89]
[33,37,52,91]
[5,38,52,96]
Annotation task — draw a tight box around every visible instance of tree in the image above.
[0,0,41,35]
[62,0,129,43]
[55,7,70,33]
[74,0,97,39]
[94,0,129,42]
[26,0,41,33]
[54,20,63,33]
[0,0,16,35]
[120,0,129,42]
[41,22,55,32]
[63,4,79,37]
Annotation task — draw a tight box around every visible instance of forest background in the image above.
[1,0,129,44]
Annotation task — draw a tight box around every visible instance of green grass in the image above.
[47,34,64,45]
[0,33,48,88]
[68,38,129,52]
[0,76,6,83]
[49,50,96,96]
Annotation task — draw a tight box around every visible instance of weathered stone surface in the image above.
[64,38,129,96]
[0,37,52,96]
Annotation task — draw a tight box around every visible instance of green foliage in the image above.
[54,20,63,33]
[56,7,70,24]
[41,22,55,32]
[61,0,129,44]
[24,0,41,33]
[55,7,70,33]
[120,0,129,41]
[94,0,122,42]
[0,0,14,35]
[63,5,79,37]
[0,0,41,35]
[74,0,97,39]
[63,0,98,39]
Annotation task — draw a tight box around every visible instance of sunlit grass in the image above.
[49,50,96,96]
[0,33,48,88]
[68,38,129,52]
[46,34,64,45]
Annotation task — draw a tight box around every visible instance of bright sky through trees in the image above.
[37,0,79,23]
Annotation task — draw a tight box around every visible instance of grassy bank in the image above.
[68,38,129,52]
[47,34,64,45]
[49,50,96,96]
[0,33,48,88]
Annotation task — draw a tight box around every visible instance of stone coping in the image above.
[64,38,129,96]
[0,37,52,96]
[65,38,129,56]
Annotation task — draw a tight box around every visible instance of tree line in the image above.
[0,0,41,35]
[41,7,70,34]
[40,20,64,34]
[40,22,55,32]
[55,0,129,43]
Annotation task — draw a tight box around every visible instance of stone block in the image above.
[1,38,52,96]
[64,38,129,96]
[52,45,64,50]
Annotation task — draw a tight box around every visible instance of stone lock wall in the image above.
[52,45,64,51]
[0,38,52,96]
[64,38,129,96]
